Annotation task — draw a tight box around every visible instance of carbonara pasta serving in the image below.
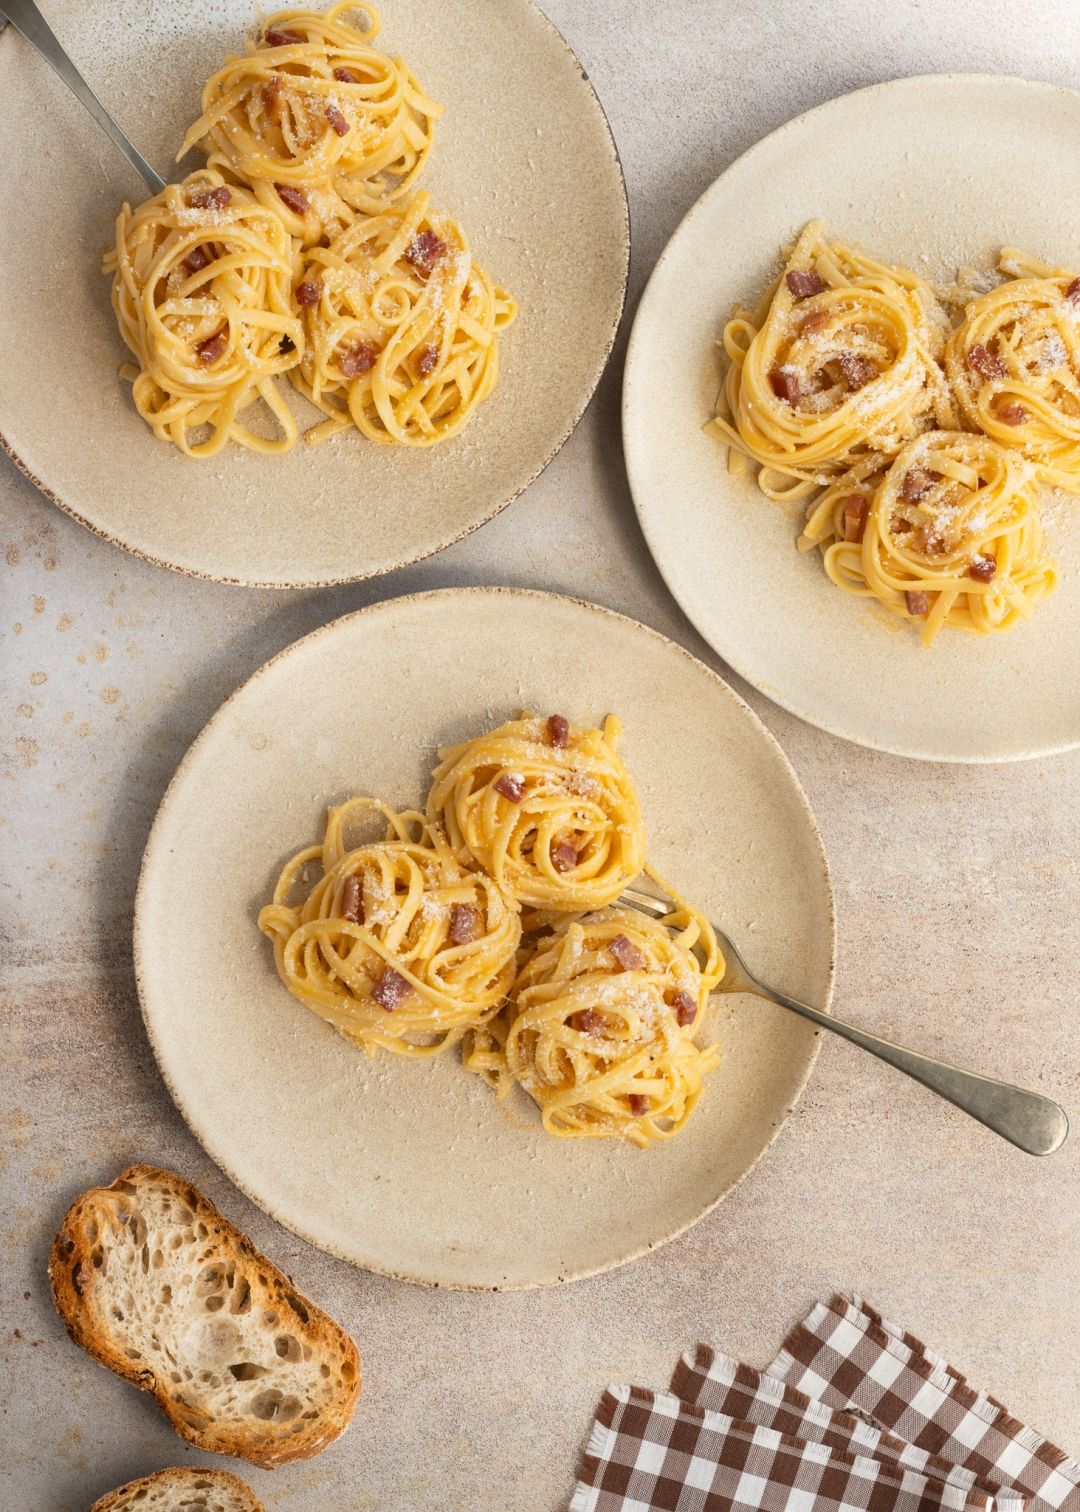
[257,797,521,1057]
[465,890,723,1147]
[105,173,303,457]
[709,222,1069,646]
[104,2,515,457]
[800,431,1056,647]
[291,190,516,446]
[259,713,726,1147]
[708,219,953,503]
[946,251,1080,491]
[427,712,646,912]
[179,3,440,241]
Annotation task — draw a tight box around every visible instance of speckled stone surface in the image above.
[2,2,1079,1508]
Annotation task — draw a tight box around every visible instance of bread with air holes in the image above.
[88,1466,264,1512]
[50,1164,361,1468]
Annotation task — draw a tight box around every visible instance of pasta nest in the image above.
[426,714,646,912]
[178,0,441,242]
[801,430,1056,646]
[945,259,1080,491]
[466,904,724,1147]
[291,190,516,445]
[257,798,522,1057]
[711,219,953,500]
[104,172,304,456]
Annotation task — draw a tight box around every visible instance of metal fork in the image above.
[620,886,1069,1156]
[0,0,165,192]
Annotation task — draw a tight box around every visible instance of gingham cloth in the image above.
[768,1296,1080,1512]
[671,1348,1020,1511]
[570,1295,1079,1512]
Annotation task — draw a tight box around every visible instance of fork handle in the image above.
[758,986,1068,1156]
[2,0,165,192]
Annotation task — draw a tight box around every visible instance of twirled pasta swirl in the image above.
[104,171,304,456]
[257,798,521,1057]
[800,431,1056,647]
[945,250,1080,491]
[178,1,441,245]
[427,713,646,912]
[290,190,517,445]
[465,895,723,1146]
[709,220,953,501]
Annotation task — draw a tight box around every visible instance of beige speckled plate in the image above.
[624,75,1080,762]
[134,588,834,1288]
[0,1,627,586]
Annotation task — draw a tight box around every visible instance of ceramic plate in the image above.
[624,75,1080,762]
[135,588,834,1287]
[0,0,627,586]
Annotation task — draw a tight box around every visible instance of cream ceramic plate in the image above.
[624,75,1080,762]
[0,1,627,586]
[135,589,834,1287]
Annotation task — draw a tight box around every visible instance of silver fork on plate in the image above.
[0,0,165,192]
[619,885,1069,1157]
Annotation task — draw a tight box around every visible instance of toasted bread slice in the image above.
[50,1165,361,1468]
[89,1467,264,1512]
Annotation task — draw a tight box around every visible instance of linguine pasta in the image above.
[710,222,1069,646]
[427,712,646,913]
[258,714,726,1146]
[708,219,954,503]
[257,797,521,1057]
[104,172,303,457]
[179,2,440,243]
[104,2,515,457]
[800,431,1056,648]
[945,250,1080,491]
[465,885,724,1148]
[291,190,516,446]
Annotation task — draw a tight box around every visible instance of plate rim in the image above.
[133,585,837,1288]
[622,71,1080,765]
[0,0,630,589]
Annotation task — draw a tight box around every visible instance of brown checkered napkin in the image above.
[768,1295,1080,1512]
[670,1347,1020,1512]
[570,1383,1008,1512]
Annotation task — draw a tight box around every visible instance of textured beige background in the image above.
[2,1,1079,1509]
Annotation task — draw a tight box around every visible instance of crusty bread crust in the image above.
[50,1165,361,1469]
[89,1466,265,1512]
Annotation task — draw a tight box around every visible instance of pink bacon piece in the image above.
[670,990,697,1027]
[449,903,477,945]
[609,935,646,972]
[546,714,569,748]
[372,967,411,1011]
[785,269,825,300]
